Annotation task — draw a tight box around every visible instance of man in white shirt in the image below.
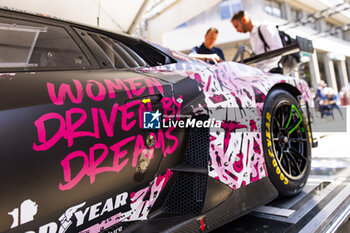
[231,11,283,73]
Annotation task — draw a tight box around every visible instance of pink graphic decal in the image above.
[119,100,141,131]
[221,121,247,153]
[209,135,216,142]
[209,94,226,104]
[110,137,134,173]
[250,120,257,132]
[59,137,133,191]
[59,151,90,191]
[232,134,244,173]
[47,80,83,105]
[161,96,182,121]
[88,144,114,183]
[246,140,250,166]
[193,73,205,87]
[80,169,173,232]
[104,79,132,99]
[33,95,180,151]
[209,131,266,189]
[58,126,178,191]
[33,113,66,151]
[164,127,179,156]
[186,62,282,189]
[139,61,312,191]
[295,79,315,120]
[252,86,266,103]
[251,161,260,183]
[47,77,165,106]
[149,127,179,157]
[206,75,212,92]
[231,92,246,118]
[99,104,119,137]
[124,77,146,97]
[64,108,100,147]
[253,138,261,154]
[86,80,107,102]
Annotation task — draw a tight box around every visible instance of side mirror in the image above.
[296,36,314,54]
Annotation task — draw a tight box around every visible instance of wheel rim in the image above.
[271,100,309,180]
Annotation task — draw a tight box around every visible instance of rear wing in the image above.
[233,36,314,64]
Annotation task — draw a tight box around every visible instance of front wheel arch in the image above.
[269,83,302,102]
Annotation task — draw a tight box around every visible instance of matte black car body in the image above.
[0,8,315,233]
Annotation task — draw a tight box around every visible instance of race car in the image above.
[0,7,315,233]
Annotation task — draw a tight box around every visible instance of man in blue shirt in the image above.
[189,28,225,64]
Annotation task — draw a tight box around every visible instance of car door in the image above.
[0,12,176,233]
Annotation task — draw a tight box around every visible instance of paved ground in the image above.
[309,107,350,233]
[312,106,349,159]
[311,106,350,176]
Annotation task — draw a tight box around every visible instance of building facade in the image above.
[160,0,350,93]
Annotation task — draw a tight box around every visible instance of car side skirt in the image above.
[105,176,278,232]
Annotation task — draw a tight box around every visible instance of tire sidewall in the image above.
[262,89,311,197]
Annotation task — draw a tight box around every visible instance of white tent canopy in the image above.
[0,0,221,44]
[0,0,148,33]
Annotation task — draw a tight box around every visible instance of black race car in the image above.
[0,7,315,233]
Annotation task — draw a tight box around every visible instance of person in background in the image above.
[189,27,225,64]
[231,10,283,73]
[319,87,343,119]
[339,87,347,106]
[315,80,327,113]
[316,80,327,99]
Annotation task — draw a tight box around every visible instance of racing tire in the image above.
[262,89,311,197]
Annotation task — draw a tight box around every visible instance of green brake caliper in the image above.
[285,105,303,134]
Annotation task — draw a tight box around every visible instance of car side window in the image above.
[0,17,90,70]
[88,32,147,68]
[75,28,176,69]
